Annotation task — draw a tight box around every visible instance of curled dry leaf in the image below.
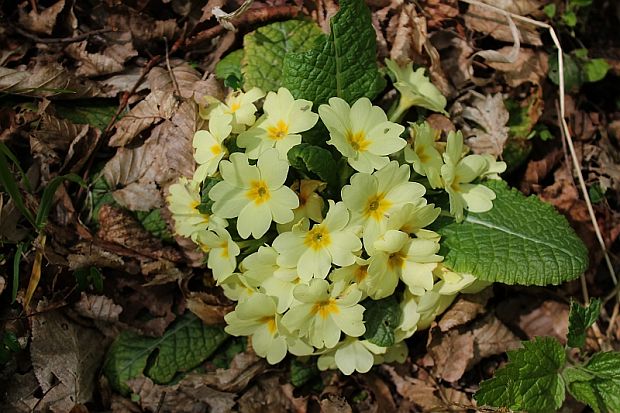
[65,39,138,77]
[30,308,105,412]
[438,288,493,332]
[97,204,182,263]
[464,3,542,46]
[186,291,234,325]
[0,63,101,98]
[453,92,510,158]
[18,0,66,35]
[127,375,236,413]
[487,47,549,87]
[75,292,123,322]
[425,315,520,382]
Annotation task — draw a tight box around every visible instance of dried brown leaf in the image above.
[455,92,510,157]
[128,375,236,413]
[382,365,446,412]
[66,40,137,77]
[111,182,162,212]
[106,14,177,46]
[464,4,542,46]
[202,351,266,392]
[186,292,234,325]
[487,47,549,87]
[67,241,134,272]
[518,300,569,343]
[426,315,520,382]
[319,394,353,413]
[18,0,66,35]
[438,288,493,332]
[238,375,297,413]
[430,31,474,91]
[97,204,181,262]
[75,292,123,322]
[0,63,101,98]
[0,371,40,412]
[99,67,150,97]
[30,308,105,412]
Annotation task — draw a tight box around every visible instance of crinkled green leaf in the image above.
[567,298,601,349]
[103,313,227,395]
[215,49,244,85]
[243,20,324,93]
[282,0,386,105]
[290,358,320,387]
[362,296,400,347]
[475,337,566,413]
[436,180,588,285]
[567,352,620,413]
[549,52,581,91]
[135,209,173,242]
[287,143,338,189]
[55,100,118,131]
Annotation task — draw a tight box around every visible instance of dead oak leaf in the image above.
[65,39,137,77]
[18,0,66,35]
[128,375,236,413]
[30,308,105,412]
[454,92,510,158]
[75,292,123,323]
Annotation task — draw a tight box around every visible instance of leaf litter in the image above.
[0,0,619,412]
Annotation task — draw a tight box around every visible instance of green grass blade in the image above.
[0,142,31,191]
[12,242,28,303]
[35,173,84,230]
[0,150,35,227]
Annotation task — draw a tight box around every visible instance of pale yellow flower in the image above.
[206,87,265,133]
[404,122,443,188]
[193,112,232,182]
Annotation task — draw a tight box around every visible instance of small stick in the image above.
[13,26,112,44]
[185,5,300,49]
[164,37,181,100]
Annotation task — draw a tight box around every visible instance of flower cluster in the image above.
[166,62,504,374]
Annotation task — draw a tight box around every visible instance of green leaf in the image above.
[54,100,118,130]
[0,145,35,227]
[282,0,386,105]
[362,296,400,347]
[475,337,566,413]
[12,242,28,303]
[543,3,556,18]
[567,298,601,349]
[287,143,339,189]
[243,20,324,93]
[290,358,320,387]
[567,352,620,413]
[135,209,173,242]
[215,49,244,85]
[549,52,582,91]
[436,180,588,285]
[562,10,578,27]
[103,313,228,395]
[583,58,610,83]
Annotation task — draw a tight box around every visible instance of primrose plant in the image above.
[166,0,588,376]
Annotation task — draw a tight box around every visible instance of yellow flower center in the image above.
[229,101,241,112]
[267,120,289,140]
[347,130,370,152]
[304,225,331,251]
[220,241,229,258]
[354,265,369,283]
[364,193,392,221]
[388,251,405,270]
[210,144,223,155]
[246,180,271,205]
[260,316,277,334]
[416,145,430,163]
[311,298,340,319]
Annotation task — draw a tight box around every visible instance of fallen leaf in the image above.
[67,241,136,273]
[97,204,182,263]
[128,375,236,413]
[65,38,137,77]
[203,351,267,392]
[454,92,510,157]
[75,292,123,322]
[18,0,66,35]
[0,62,101,98]
[360,373,397,412]
[487,47,549,87]
[186,291,234,325]
[430,30,474,91]
[426,315,520,382]
[319,394,352,413]
[110,394,141,413]
[0,275,5,296]
[30,307,105,412]
[438,288,493,332]
[518,300,570,343]
[0,371,41,412]
[464,3,542,46]
[237,375,298,412]
[106,13,178,47]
